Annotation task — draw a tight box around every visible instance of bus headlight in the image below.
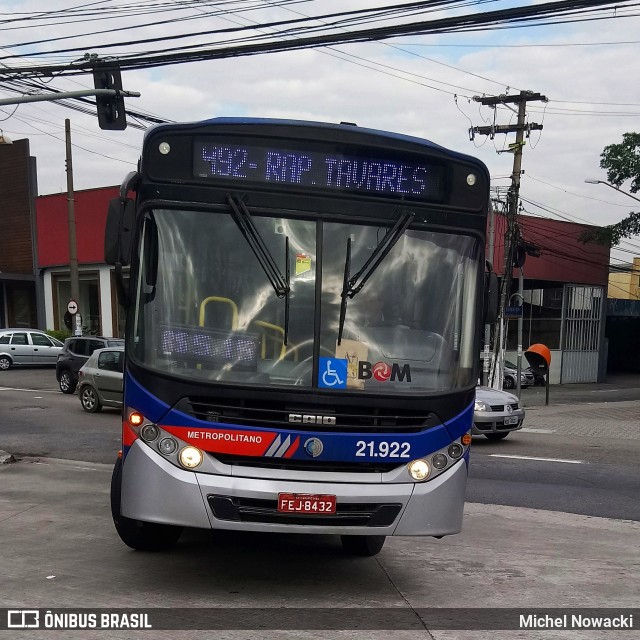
[179,446,204,469]
[448,443,464,459]
[158,437,177,455]
[432,453,448,470]
[140,424,160,442]
[408,459,430,481]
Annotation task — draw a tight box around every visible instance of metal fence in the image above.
[560,284,604,383]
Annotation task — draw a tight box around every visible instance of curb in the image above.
[1,454,113,469]
[16,455,114,469]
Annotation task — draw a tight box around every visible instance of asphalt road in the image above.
[0,367,121,464]
[2,367,639,522]
[468,433,640,521]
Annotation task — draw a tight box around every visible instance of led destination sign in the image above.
[193,140,446,201]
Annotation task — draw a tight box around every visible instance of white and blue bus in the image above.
[107,118,494,556]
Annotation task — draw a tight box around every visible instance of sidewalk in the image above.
[0,457,639,640]
[518,372,640,408]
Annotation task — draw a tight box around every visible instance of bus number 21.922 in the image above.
[355,441,411,458]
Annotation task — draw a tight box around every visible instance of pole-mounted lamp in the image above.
[584,179,640,204]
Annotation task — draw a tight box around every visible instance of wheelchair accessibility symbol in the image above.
[318,358,347,389]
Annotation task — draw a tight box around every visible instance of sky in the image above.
[1,0,640,268]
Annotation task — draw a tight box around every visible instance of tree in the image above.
[601,132,640,194]
[582,132,640,245]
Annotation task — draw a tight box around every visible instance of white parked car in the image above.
[473,386,525,440]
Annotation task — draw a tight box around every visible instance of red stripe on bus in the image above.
[122,422,137,447]
[283,436,300,458]
[163,426,277,457]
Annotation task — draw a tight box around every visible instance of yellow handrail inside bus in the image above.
[253,320,288,360]
[199,297,239,330]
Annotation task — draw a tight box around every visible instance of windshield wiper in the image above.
[337,210,414,345]
[227,193,290,345]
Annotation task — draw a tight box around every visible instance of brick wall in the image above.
[0,139,35,274]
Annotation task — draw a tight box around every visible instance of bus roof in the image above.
[143,117,487,169]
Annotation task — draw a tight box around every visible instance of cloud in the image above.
[2,1,639,260]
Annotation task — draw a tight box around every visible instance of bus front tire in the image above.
[340,535,386,557]
[110,457,183,551]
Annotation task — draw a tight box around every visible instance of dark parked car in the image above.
[0,329,63,370]
[78,347,124,412]
[56,336,124,394]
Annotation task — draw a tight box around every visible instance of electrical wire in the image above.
[1,0,637,78]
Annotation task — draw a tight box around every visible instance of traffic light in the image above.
[92,66,127,130]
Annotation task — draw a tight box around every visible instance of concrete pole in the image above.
[483,202,496,386]
[516,268,524,398]
[65,119,81,335]
[495,93,528,388]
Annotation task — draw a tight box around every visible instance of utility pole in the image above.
[471,90,547,392]
[65,119,81,336]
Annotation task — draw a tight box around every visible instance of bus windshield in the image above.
[130,206,480,393]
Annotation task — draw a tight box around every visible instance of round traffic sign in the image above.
[67,299,78,314]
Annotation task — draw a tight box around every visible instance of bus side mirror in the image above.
[105,197,135,266]
[484,271,499,324]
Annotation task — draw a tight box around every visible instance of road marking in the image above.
[489,454,584,464]
[27,460,98,471]
[0,387,59,393]
[519,428,556,434]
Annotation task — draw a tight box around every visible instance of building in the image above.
[608,258,640,301]
[606,258,640,373]
[36,185,123,337]
[0,138,42,329]
[490,212,610,384]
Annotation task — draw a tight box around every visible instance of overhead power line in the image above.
[0,0,636,79]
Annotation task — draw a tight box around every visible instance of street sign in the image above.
[74,313,83,337]
[504,306,523,318]
[67,299,78,315]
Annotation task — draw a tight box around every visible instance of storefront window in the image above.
[52,273,101,334]
[5,282,36,328]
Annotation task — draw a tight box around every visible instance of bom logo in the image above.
[358,361,411,382]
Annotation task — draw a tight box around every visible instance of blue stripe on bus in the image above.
[125,372,474,463]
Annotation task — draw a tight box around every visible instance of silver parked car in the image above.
[0,328,64,370]
[503,359,535,389]
[473,386,525,440]
[77,347,124,413]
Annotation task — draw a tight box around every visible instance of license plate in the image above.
[277,493,336,515]
[504,416,519,426]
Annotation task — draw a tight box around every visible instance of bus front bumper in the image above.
[121,440,467,537]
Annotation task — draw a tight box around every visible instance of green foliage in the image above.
[46,329,71,342]
[600,132,640,193]
[606,212,640,245]
[581,212,640,247]
[583,132,640,246]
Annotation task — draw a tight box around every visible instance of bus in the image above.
[106,118,494,557]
